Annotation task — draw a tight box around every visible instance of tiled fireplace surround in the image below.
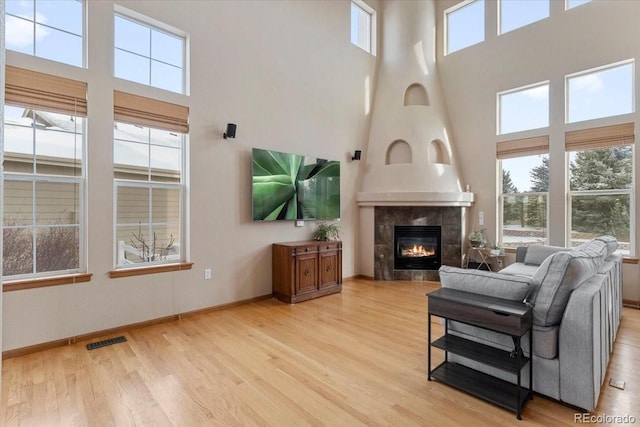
[374,206,463,281]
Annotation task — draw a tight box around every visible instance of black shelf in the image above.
[432,334,529,374]
[430,362,531,414]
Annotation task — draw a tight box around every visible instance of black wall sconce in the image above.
[352,150,362,161]
[223,123,237,139]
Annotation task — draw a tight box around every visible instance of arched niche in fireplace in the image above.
[385,139,412,165]
[403,83,430,107]
[428,139,450,165]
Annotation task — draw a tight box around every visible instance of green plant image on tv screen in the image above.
[252,148,340,221]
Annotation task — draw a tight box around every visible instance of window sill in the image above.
[3,273,93,292]
[109,261,194,278]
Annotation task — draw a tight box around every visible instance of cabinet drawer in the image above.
[318,242,340,252]
[295,245,319,255]
[429,297,531,336]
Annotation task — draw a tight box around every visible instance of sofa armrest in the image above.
[515,246,528,263]
[558,278,603,411]
[439,265,531,302]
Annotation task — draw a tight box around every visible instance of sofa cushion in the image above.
[439,265,531,302]
[524,245,568,266]
[499,262,540,278]
[529,242,606,326]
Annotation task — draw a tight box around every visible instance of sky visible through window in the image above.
[499,83,549,135]
[5,0,83,67]
[567,0,592,9]
[446,0,484,54]
[500,0,549,34]
[350,2,371,53]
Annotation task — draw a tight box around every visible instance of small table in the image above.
[465,247,504,271]
[427,288,533,420]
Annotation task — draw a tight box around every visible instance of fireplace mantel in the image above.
[357,191,474,207]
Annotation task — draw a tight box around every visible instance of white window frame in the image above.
[4,0,85,67]
[444,0,485,56]
[114,5,188,94]
[497,81,550,135]
[566,147,635,255]
[350,0,376,56]
[2,108,86,280]
[565,59,635,124]
[113,124,186,269]
[498,158,549,249]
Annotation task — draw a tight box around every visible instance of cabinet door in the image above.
[295,253,318,295]
[319,250,338,288]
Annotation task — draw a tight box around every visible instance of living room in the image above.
[1,0,639,424]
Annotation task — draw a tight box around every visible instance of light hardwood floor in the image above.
[2,279,639,426]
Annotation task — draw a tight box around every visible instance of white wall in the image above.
[2,0,378,351]
[435,0,640,301]
[1,0,6,393]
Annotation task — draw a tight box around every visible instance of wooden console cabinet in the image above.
[272,240,342,303]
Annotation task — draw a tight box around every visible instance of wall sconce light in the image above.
[223,123,237,139]
[352,150,362,161]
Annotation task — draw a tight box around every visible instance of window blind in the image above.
[565,123,634,152]
[114,90,189,133]
[5,65,87,116]
[496,135,549,159]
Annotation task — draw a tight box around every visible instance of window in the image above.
[3,67,86,279]
[114,12,186,93]
[499,0,549,35]
[113,91,188,268]
[445,0,484,55]
[566,60,634,124]
[567,124,634,255]
[498,82,549,135]
[350,0,376,55]
[566,0,592,9]
[5,0,84,67]
[498,136,549,248]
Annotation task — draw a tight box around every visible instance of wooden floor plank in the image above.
[2,279,639,426]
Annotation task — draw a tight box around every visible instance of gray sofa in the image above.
[437,236,623,411]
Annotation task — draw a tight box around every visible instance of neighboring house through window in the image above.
[5,0,84,67]
[3,66,87,279]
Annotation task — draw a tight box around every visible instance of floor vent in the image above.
[86,336,127,350]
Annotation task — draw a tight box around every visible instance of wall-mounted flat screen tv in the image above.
[252,148,340,221]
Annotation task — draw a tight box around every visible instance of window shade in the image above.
[114,90,189,133]
[565,123,634,152]
[5,65,87,116]
[496,135,549,159]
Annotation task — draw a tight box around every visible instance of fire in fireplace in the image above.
[394,225,441,270]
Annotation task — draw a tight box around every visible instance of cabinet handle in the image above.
[304,268,310,276]
[326,265,331,272]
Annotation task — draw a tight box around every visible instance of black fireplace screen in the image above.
[394,225,441,270]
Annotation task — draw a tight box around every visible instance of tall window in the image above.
[567,124,634,255]
[3,67,87,279]
[5,0,84,67]
[499,0,549,35]
[498,136,549,248]
[445,0,484,55]
[114,12,186,94]
[350,0,376,55]
[113,91,188,268]
[566,60,634,124]
[498,82,549,135]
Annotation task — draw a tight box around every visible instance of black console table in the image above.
[427,288,533,420]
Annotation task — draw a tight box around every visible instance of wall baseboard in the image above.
[344,275,374,281]
[623,299,640,309]
[3,293,273,360]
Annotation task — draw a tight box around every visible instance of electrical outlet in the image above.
[295,220,304,227]
[204,268,212,280]
[479,210,485,226]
